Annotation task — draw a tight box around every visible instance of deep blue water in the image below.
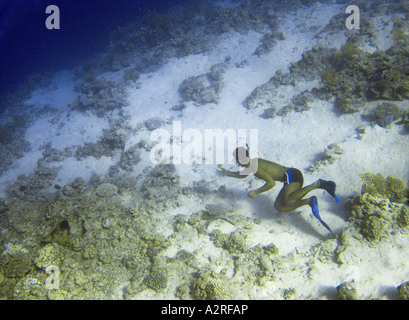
[0,0,188,98]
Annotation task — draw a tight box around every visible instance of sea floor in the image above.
[0,1,409,300]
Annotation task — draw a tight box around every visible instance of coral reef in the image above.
[205,202,236,217]
[0,120,31,175]
[98,0,287,74]
[0,199,8,214]
[119,145,141,171]
[144,265,169,292]
[72,75,128,116]
[1,0,409,301]
[398,281,409,300]
[145,117,164,131]
[0,244,32,278]
[211,229,248,254]
[307,143,344,172]
[75,127,127,159]
[321,38,409,112]
[193,272,229,300]
[178,60,229,105]
[34,244,63,270]
[337,281,360,300]
[95,182,118,197]
[360,173,408,200]
[140,164,181,214]
[253,31,285,56]
[0,173,173,299]
[371,102,405,128]
[0,166,407,299]
[347,173,409,242]
[247,13,409,117]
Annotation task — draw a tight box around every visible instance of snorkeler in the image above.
[218,147,340,232]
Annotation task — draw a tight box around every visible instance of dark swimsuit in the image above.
[284,168,304,186]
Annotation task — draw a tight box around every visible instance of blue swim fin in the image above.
[319,179,340,204]
[309,196,332,233]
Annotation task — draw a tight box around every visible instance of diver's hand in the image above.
[217,167,229,176]
[248,191,257,199]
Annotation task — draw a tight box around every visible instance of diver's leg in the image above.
[288,179,340,204]
[287,180,320,202]
[275,188,333,232]
[274,182,311,212]
[283,168,320,203]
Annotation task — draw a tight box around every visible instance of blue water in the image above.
[0,0,188,97]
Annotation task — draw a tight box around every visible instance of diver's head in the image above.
[233,147,250,167]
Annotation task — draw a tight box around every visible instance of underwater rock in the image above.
[179,73,220,104]
[13,277,48,300]
[143,164,178,189]
[262,106,277,119]
[307,143,343,172]
[205,203,236,216]
[396,113,409,132]
[0,174,173,299]
[398,281,409,300]
[76,127,127,159]
[397,206,409,228]
[0,122,31,175]
[361,216,385,241]
[0,244,32,278]
[258,253,274,275]
[140,164,181,214]
[212,229,248,254]
[102,217,116,229]
[34,244,63,271]
[290,45,335,82]
[170,103,187,111]
[347,173,409,243]
[324,39,409,111]
[71,236,84,252]
[244,84,278,110]
[96,183,118,197]
[253,31,285,56]
[72,76,127,116]
[120,145,141,171]
[371,102,405,127]
[0,199,8,214]
[144,266,169,292]
[4,163,59,201]
[70,177,86,189]
[38,143,73,167]
[178,61,229,105]
[245,74,313,115]
[123,67,140,83]
[337,281,360,300]
[361,173,409,200]
[310,238,338,264]
[145,117,164,131]
[291,90,314,112]
[62,185,76,197]
[175,283,190,300]
[263,243,279,256]
[194,273,228,300]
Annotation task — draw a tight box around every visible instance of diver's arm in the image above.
[217,168,250,179]
[248,179,276,198]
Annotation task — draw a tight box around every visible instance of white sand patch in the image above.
[53,155,116,186]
